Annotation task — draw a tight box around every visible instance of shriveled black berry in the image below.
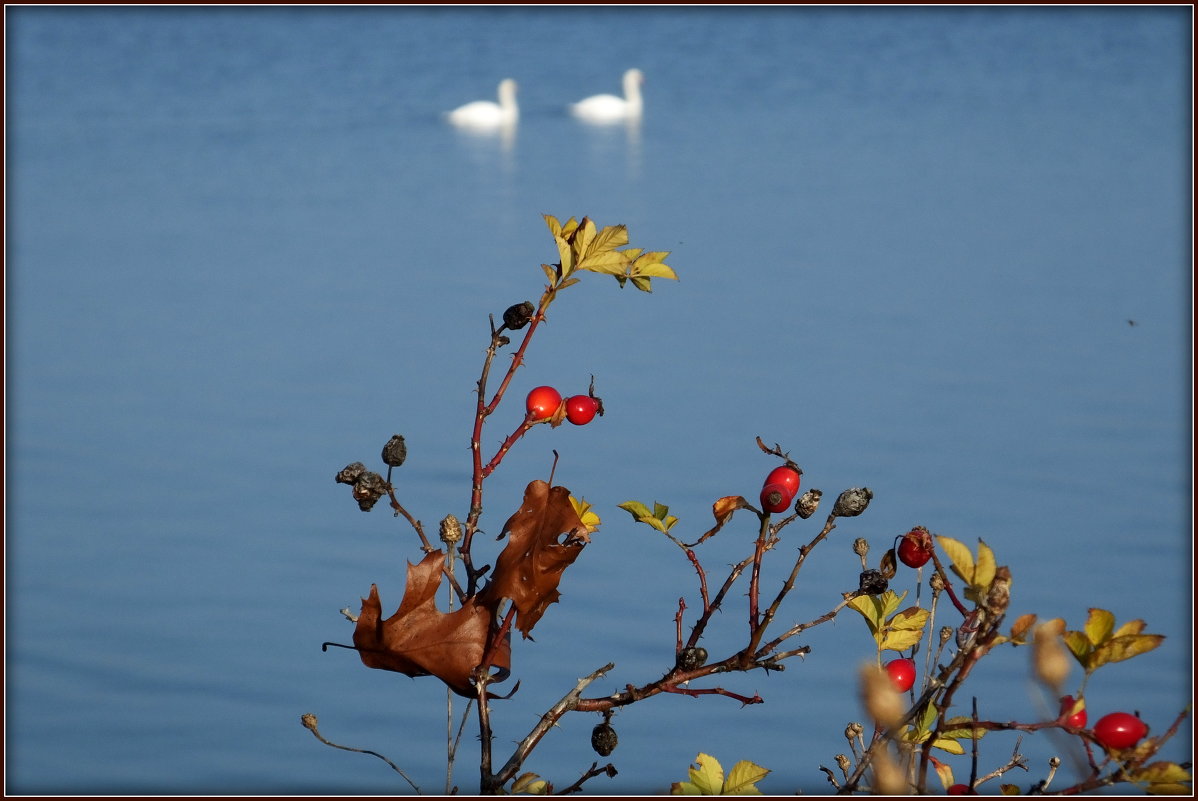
[833,487,874,517]
[591,723,618,757]
[336,462,367,485]
[676,646,708,671]
[502,301,535,330]
[858,569,888,596]
[351,470,387,512]
[381,435,407,467]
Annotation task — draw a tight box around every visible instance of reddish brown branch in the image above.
[482,418,536,478]
[684,549,711,612]
[663,683,763,706]
[927,547,970,616]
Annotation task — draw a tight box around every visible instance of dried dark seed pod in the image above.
[351,470,387,512]
[502,301,535,330]
[676,646,708,671]
[858,569,888,596]
[591,722,618,757]
[336,462,367,485]
[795,489,822,519]
[833,487,874,517]
[381,435,407,468]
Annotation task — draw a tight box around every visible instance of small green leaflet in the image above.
[618,500,679,533]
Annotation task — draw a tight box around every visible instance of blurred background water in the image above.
[5,6,1191,795]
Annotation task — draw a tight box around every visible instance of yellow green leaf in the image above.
[671,753,725,795]
[935,536,974,584]
[879,607,929,652]
[511,772,548,794]
[1000,784,1021,795]
[1145,784,1193,796]
[592,223,629,253]
[941,717,987,741]
[541,263,558,283]
[555,235,574,277]
[569,496,601,534]
[1084,608,1116,645]
[915,700,939,736]
[889,606,929,633]
[848,594,884,635]
[1130,761,1188,785]
[631,251,677,279]
[1090,633,1165,668]
[630,275,653,292]
[1063,629,1094,665]
[618,501,653,520]
[879,627,924,652]
[973,539,996,589]
[1113,618,1147,638]
[559,216,580,240]
[636,261,679,280]
[931,737,965,755]
[543,214,562,238]
[572,218,597,263]
[880,590,908,620]
[723,760,769,795]
[579,249,630,275]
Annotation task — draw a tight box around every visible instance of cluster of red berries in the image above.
[526,386,599,426]
[758,464,802,514]
[1057,696,1148,751]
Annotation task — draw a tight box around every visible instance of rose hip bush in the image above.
[308,215,1191,795]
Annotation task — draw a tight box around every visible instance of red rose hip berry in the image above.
[764,465,802,498]
[1059,695,1087,728]
[565,395,599,426]
[759,483,792,514]
[526,386,562,421]
[1093,712,1148,750]
[897,526,934,568]
[884,658,916,693]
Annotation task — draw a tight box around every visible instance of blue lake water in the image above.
[6,6,1192,795]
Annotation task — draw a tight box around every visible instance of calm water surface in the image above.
[6,7,1192,795]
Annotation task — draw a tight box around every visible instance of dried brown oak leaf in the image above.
[353,550,511,697]
[480,480,591,638]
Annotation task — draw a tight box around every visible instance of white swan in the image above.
[446,78,518,129]
[569,68,644,123]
